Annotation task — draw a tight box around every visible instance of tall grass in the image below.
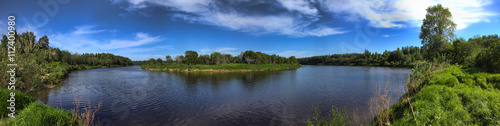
[7,102,79,126]
[72,96,102,126]
[305,106,352,126]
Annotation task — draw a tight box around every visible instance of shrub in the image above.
[475,41,500,73]
[8,102,78,126]
[0,88,35,118]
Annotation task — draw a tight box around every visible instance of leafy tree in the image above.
[419,4,456,59]
[476,41,500,73]
[37,35,50,49]
[288,56,298,64]
[184,51,198,65]
[200,54,210,65]
[156,58,163,64]
[210,52,222,65]
[165,55,173,64]
[175,55,184,64]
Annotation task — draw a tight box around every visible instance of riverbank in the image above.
[380,62,500,125]
[141,63,302,72]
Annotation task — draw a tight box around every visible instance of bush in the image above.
[7,102,78,126]
[475,41,500,73]
[0,88,35,118]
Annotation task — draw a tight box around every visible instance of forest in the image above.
[299,34,500,72]
[135,50,299,65]
[0,31,133,92]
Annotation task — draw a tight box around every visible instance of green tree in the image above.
[419,4,456,59]
[288,56,297,64]
[210,52,222,65]
[156,58,163,65]
[37,35,50,49]
[165,55,173,64]
[184,51,198,65]
[200,54,210,65]
[175,55,184,64]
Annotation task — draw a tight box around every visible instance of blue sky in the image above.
[1,0,499,60]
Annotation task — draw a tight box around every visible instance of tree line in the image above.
[299,4,500,73]
[135,50,299,65]
[0,31,133,91]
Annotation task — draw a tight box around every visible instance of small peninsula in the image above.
[137,50,301,72]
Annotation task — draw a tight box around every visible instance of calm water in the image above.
[36,65,411,126]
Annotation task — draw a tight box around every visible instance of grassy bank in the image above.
[141,63,302,72]
[383,62,500,125]
[305,61,500,126]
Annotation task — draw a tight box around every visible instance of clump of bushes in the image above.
[0,88,35,118]
[475,41,500,73]
[7,102,79,126]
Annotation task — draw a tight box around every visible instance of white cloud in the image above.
[125,54,165,61]
[199,47,240,56]
[116,0,347,37]
[276,51,310,58]
[215,47,237,52]
[382,34,398,37]
[72,25,107,35]
[102,32,162,49]
[277,0,319,17]
[49,25,163,52]
[320,0,496,29]
[199,48,212,54]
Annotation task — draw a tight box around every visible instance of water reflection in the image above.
[36,65,410,126]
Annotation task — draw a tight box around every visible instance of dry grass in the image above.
[72,96,102,126]
[369,81,403,126]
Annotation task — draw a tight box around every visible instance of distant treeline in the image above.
[134,50,299,65]
[299,46,423,67]
[0,31,132,91]
[299,34,500,72]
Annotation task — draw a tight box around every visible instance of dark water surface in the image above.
[36,65,411,126]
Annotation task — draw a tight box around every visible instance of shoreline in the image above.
[140,64,302,73]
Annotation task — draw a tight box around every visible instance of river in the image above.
[36,65,411,126]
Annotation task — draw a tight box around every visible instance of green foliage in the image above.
[7,102,78,126]
[0,31,133,91]
[0,88,35,118]
[141,63,301,72]
[305,106,351,126]
[184,50,199,65]
[389,63,500,125]
[298,46,422,67]
[475,40,500,73]
[419,4,456,60]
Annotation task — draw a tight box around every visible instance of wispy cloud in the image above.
[49,25,164,53]
[199,47,240,56]
[382,34,398,37]
[321,0,496,29]
[276,51,310,58]
[113,0,348,37]
[72,25,107,35]
[101,32,162,49]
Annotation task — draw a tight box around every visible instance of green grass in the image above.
[0,88,35,118]
[6,102,78,126]
[306,106,352,126]
[387,62,500,125]
[141,63,302,72]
